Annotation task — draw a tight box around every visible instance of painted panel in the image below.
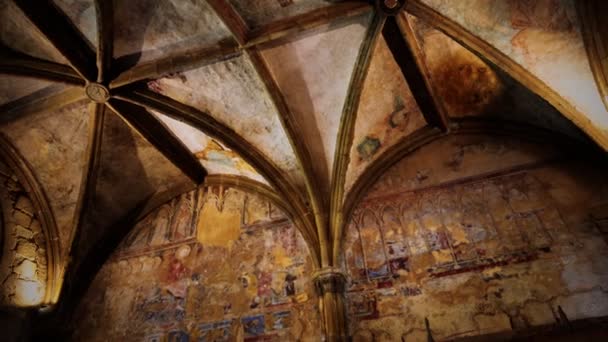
[0,1,67,63]
[229,0,331,29]
[421,0,608,134]
[154,111,268,185]
[149,54,304,188]
[261,13,371,186]
[74,186,321,341]
[113,0,232,64]
[344,35,427,195]
[0,100,90,250]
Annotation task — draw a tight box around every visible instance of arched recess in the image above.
[0,133,61,306]
[341,124,608,341]
[71,182,322,341]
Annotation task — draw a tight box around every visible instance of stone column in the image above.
[313,267,348,342]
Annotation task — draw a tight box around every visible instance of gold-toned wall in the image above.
[73,186,321,341]
[344,134,608,340]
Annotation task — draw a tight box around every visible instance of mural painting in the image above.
[74,186,321,341]
[153,112,267,184]
[345,35,426,193]
[149,55,303,188]
[421,0,608,130]
[345,135,608,341]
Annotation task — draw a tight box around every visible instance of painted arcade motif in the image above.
[344,135,608,341]
[74,186,321,341]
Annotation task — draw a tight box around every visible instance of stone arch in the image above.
[0,135,61,307]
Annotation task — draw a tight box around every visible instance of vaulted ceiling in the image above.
[0,0,606,312]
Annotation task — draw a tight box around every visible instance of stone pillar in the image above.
[313,267,348,342]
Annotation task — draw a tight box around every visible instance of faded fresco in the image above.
[74,186,321,341]
[345,35,426,195]
[261,13,371,187]
[113,0,231,64]
[154,111,267,185]
[149,54,305,189]
[405,14,584,139]
[229,0,331,28]
[344,134,608,340]
[0,159,48,307]
[421,0,608,132]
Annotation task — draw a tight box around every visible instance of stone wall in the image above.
[0,159,47,307]
[73,186,321,341]
[344,134,608,341]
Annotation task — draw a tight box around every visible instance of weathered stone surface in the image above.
[474,313,512,334]
[14,259,36,279]
[0,164,48,308]
[15,241,37,261]
[12,210,32,228]
[521,302,555,326]
[14,225,34,240]
[14,196,34,214]
[556,291,608,320]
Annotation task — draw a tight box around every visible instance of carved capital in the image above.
[312,267,346,296]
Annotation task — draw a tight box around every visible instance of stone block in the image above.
[12,210,32,228]
[14,225,34,240]
[14,259,37,280]
[16,241,37,260]
[14,196,34,214]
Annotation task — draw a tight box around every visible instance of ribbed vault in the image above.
[0,0,607,337]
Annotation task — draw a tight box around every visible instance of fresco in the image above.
[149,54,304,189]
[74,186,321,341]
[344,134,608,340]
[261,13,371,186]
[229,0,331,29]
[405,14,584,139]
[365,134,562,199]
[420,0,608,133]
[0,100,90,250]
[53,0,97,47]
[0,159,48,307]
[344,35,426,195]
[153,111,268,185]
[113,0,232,64]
